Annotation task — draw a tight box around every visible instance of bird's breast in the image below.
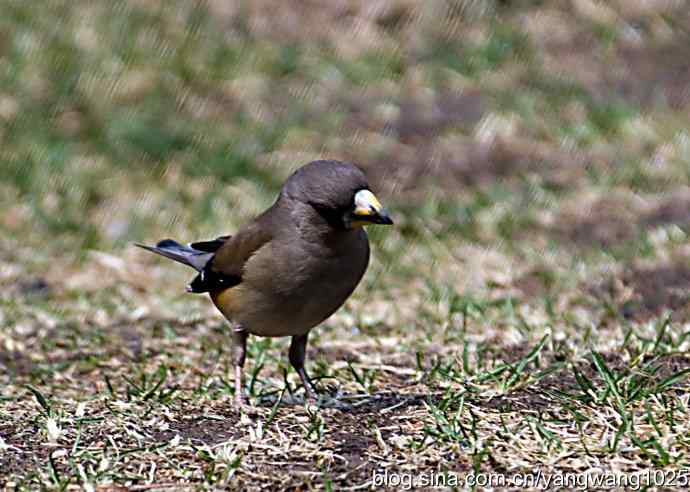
[211,230,370,337]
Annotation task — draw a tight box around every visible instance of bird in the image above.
[136,160,393,405]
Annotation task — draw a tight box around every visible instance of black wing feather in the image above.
[187,263,241,293]
[189,235,231,252]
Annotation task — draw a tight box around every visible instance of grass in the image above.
[2,0,690,489]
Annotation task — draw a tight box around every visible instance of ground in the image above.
[2,0,690,490]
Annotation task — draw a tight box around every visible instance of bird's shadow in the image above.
[254,389,430,413]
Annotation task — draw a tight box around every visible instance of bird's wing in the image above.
[189,235,231,252]
[187,219,273,293]
[211,221,272,279]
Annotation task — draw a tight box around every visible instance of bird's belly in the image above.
[211,256,367,337]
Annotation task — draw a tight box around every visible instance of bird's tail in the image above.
[135,239,213,272]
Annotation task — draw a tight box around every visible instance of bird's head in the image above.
[281,160,393,230]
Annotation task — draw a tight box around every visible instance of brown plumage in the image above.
[136,160,393,404]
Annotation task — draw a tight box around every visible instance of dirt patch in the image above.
[484,350,690,414]
[534,352,628,392]
[327,415,379,483]
[483,390,553,412]
[513,266,557,298]
[347,392,427,415]
[613,42,690,110]
[395,89,487,144]
[0,418,53,479]
[644,189,690,230]
[313,346,362,364]
[534,5,690,111]
[550,188,690,251]
[554,192,644,249]
[0,350,35,377]
[16,277,52,298]
[642,353,690,382]
[586,351,629,375]
[488,343,547,367]
[618,263,690,321]
[161,412,243,445]
[443,138,596,190]
[532,350,690,395]
[363,135,600,194]
[341,88,491,193]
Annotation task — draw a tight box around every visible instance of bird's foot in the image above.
[297,368,319,402]
[304,387,318,403]
[234,392,249,408]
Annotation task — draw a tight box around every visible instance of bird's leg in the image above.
[289,333,317,400]
[230,326,248,406]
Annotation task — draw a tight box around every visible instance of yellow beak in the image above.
[351,189,393,225]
